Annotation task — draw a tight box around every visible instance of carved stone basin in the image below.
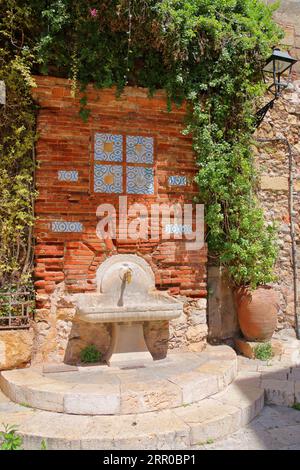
[74,254,183,366]
[76,292,182,323]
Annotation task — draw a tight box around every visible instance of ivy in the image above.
[0,1,37,290]
[0,0,283,289]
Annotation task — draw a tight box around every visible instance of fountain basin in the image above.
[75,292,182,323]
[73,254,184,367]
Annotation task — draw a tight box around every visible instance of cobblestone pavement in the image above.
[193,405,300,450]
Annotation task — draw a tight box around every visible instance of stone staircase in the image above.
[0,345,265,450]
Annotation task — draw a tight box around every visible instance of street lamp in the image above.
[255,48,298,128]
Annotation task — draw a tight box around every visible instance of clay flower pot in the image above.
[235,286,279,341]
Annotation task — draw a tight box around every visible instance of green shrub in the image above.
[0,424,23,450]
[254,342,273,361]
[80,344,102,363]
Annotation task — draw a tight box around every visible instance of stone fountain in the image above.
[75,254,183,366]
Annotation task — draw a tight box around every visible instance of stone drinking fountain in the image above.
[75,254,183,366]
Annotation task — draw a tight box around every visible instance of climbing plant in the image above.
[0,0,283,289]
[0,0,37,290]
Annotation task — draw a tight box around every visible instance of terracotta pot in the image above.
[235,286,279,341]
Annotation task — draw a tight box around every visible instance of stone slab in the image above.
[261,378,295,406]
[64,383,120,415]
[0,330,33,370]
[235,337,283,360]
[0,346,238,415]
[0,375,264,450]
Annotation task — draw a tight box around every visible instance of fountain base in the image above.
[107,322,153,367]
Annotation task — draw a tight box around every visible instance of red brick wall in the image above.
[32,76,207,302]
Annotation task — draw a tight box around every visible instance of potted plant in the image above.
[234,285,280,341]
[217,201,280,342]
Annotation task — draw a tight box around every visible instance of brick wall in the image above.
[31,76,208,363]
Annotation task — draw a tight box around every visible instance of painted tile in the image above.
[164,224,192,235]
[126,136,154,164]
[94,133,123,162]
[52,221,83,232]
[126,166,154,194]
[58,170,79,182]
[168,175,187,186]
[94,164,123,193]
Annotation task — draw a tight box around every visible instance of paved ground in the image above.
[193,405,300,450]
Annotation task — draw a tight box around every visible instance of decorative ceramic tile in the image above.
[168,175,187,186]
[94,164,123,193]
[52,221,83,232]
[164,224,192,235]
[94,133,123,162]
[126,136,154,164]
[126,166,154,194]
[58,170,79,182]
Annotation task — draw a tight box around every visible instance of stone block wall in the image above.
[31,76,207,363]
[255,81,300,330]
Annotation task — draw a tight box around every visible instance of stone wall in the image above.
[31,76,208,364]
[0,330,33,370]
[255,81,300,330]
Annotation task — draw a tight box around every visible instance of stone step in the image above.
[0,374,264,450]
[238,357,300,406]
[0,346,237,415]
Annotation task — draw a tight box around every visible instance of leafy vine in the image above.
[0,0,283,289]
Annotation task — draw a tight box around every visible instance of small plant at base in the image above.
[80,344,102,363]
[40,439,47,450]
[292,403,300,411]
[20,402,32,408]
[0,424,23,450]
[254,342,273,361]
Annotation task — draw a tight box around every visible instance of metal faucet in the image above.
[123,268,132,284]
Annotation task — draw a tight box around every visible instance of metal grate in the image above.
[0,292,34,330]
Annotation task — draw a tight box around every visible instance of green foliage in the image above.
[80,344,102,363]
[40,439,47,450]
[254,342,273,361]
[0,424,46,450]
[0,1,37,290]
[292,403,300,411]
[0,424,23,450]
[0,0,282,289]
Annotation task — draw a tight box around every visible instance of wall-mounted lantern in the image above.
[255,48,298,128]
[0,81,6,106]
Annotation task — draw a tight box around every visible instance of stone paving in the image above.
[194,405,300,450]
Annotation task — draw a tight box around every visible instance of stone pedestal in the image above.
[106,322,153,367]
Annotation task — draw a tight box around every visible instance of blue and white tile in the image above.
[52,221,83,232]
[94,133,123,162]
[58,170,79,182]
[126,166,154,194]
[164,224,192,235]
[168,175,187,186]
[126,136,154,164]
[94,164,123,193]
